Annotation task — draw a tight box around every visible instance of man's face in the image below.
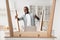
[24,7,28,14]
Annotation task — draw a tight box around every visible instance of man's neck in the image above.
[25,13,29,15]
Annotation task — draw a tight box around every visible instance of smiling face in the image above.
[24,6,29,14]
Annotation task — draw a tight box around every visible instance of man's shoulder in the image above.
[29,13,34,15]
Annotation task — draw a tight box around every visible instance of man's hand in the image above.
[35,15,40,20]
[15,15,18,19]
[15,15,20,21]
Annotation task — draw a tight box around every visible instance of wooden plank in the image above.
[15,10,20,32]
[13,31,48,38]
[6,0,13,37]
[47,0,56,37]
[40,10,44,31]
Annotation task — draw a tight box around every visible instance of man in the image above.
[15,6,40,31]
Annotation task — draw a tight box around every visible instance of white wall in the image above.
[0,0,8,26]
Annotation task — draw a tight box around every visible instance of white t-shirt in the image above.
[26,14,31,27]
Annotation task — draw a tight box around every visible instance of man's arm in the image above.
[15,16,23,21]
[18,17,23,21]
[35,15,40,20]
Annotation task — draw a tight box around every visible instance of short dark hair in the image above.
[24,6,29,10]
[24,6,29,13]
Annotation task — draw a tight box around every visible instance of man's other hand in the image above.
[15,15,18,19]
